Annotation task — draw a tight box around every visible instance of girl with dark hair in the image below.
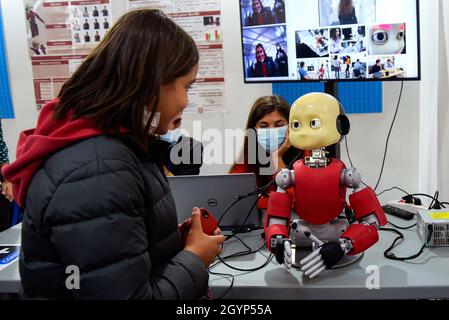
[230,95,301,208]
[2,9,224,300]
[330,28,343,54]
[338,0,358,25]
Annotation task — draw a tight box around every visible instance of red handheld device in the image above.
[200,208,218,235]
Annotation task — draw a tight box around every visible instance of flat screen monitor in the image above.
[239,0,420,82]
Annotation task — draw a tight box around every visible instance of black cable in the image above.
[373,81,404,192]
[343,136,368,188]
[209,242,266,270]
[380,224,433,261]
[216,253,274,272]
[428,191,439,210]
[218,150,304,230]
[376,186,410,197]
[208,271,234,300]
[344,136,354,168]
[387,221,417,230]
[407,193,444,209]
[208,242,268,300]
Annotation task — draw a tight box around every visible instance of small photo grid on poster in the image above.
[70,4,111,46]
[296,58,331,80]
[203,15,222,42]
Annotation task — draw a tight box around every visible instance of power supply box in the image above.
[417,210,449,247]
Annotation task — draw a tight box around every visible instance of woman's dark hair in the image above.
[245,95,289,130]
[330,28,341,40]
[338,0,354,16]
[55,9,199,148]
[231,95,290,186]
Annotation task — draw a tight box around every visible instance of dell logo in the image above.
[207,198,218,207]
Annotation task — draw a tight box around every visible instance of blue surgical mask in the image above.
[257,126,287,153]
[159,129,182,146]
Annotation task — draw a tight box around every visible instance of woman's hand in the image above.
[1,180,13,202]
[271,127,290,172]
[178,217,192,246]
[277,127,291,157]
[184,208,225,267]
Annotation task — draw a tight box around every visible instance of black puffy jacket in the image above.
[20,135,209,299]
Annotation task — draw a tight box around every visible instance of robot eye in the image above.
[310,119,322,129]
[371,30,388,45]
[397,31,404,40]
[291,121,300,130]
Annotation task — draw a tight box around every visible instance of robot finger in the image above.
[284,241,292,258]
[299,248,321,266]
[303,261,325,277]
[309,266,327,279]
[284,253,292,272]
[300,255,322,271]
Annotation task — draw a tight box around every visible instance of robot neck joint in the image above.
[305,148,329,168]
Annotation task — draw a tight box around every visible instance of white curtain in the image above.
[438,0,449,203]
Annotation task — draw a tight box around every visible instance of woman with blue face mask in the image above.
[157,112,203,176]
[230,95,302,209]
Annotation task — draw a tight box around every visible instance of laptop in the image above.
[167,173,260,232]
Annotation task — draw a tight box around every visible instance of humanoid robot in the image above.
[264,93,387,278]
[368,24,405,55]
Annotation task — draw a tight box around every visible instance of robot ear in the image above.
[336,115,350,135]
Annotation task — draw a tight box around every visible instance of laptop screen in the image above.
[167,174,261,231]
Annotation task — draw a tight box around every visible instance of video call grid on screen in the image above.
[239,0,420,83]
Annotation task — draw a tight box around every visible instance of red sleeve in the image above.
[230,164,249,174]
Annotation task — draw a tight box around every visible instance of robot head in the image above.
[289,93,350,150]
[368,24,405,55]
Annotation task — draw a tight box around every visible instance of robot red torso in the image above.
[293,158,347,225]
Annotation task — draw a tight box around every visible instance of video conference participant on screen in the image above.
[275,44,288,76]
[273,0,286,24]
[248,43,279,77]
[245,0,275,26]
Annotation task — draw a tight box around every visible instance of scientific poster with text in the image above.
[128,0,226,113]
[24,0,112,109]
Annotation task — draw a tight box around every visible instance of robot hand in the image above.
[273,237,293,271]
[299,232,345,279]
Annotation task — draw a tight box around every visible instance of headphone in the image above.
[336,100,350,136]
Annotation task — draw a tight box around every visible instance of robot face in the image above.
[368,24,405,55]
[289,93,341,150]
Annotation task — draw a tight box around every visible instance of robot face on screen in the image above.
[289,93,347,150]
[369,24,405,55]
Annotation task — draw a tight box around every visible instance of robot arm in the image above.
[264,169,294,267]
[341,168,387,255]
